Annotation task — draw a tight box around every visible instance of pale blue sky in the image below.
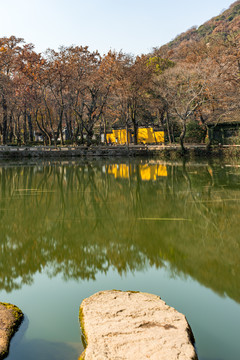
[0,0,235,55]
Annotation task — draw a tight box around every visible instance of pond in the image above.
[0,157,239,360]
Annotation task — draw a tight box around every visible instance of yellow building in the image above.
[137,127,164,144]
[105,127,164,145]
[106,129,131,145]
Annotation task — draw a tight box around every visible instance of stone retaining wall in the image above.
[0,144,239,160]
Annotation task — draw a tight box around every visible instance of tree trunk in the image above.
[86,129,93,146]
[171,123,175,144]
[126,123,129,145]
[205,125,212,152]
[58,112,64,146]
[9,113,14,143]
[129,103,138,145]
[80,119,84,144]
[23,109,28,145]
[53,132,57,147]
[2,97,8,145]
[179,120,186,153]
[65,112,73,143]
[36,110,52,145]
[73,123,80,145]
[28,113,34,142]
[133,123,138,145]
[166,111,172,144]
[16,115,21,146]
[103,115,107,145]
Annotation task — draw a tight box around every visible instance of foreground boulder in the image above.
[79,290,198,360]
[0,302,24,359]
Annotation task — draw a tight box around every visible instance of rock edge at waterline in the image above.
[0,302,24,360]
[79,290,198,360]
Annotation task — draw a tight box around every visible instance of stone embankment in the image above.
[0,303,23,359]
[0,145,149,158]
[0,144,239,159]
[79,290,198,360]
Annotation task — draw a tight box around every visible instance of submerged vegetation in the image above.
[0,2,239,150]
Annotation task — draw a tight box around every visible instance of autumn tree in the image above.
[111,54,155,144]
[156,64,206,151]
[0,36,25,144]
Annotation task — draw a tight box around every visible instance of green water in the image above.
[0,158,239,360]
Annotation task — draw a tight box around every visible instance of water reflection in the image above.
[107,162,167,180]
[9,338,80,360]
[0,159,239,305]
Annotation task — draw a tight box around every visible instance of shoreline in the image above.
[0,144,240,160]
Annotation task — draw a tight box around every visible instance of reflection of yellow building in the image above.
[107,164,130,179]
[139,164,167,180]
[107,163,167,181]
[106,127,164,144]
[157,165,168,177]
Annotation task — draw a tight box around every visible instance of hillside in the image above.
[157,1,240,53]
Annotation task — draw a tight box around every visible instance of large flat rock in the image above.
[79,290,198,360]
[0,303,24,359]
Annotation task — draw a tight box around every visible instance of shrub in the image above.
[185,121,206,143]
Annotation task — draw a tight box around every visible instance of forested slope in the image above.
[162,1,240,55]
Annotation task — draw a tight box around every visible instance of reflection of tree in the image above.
[0,160,240,304]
